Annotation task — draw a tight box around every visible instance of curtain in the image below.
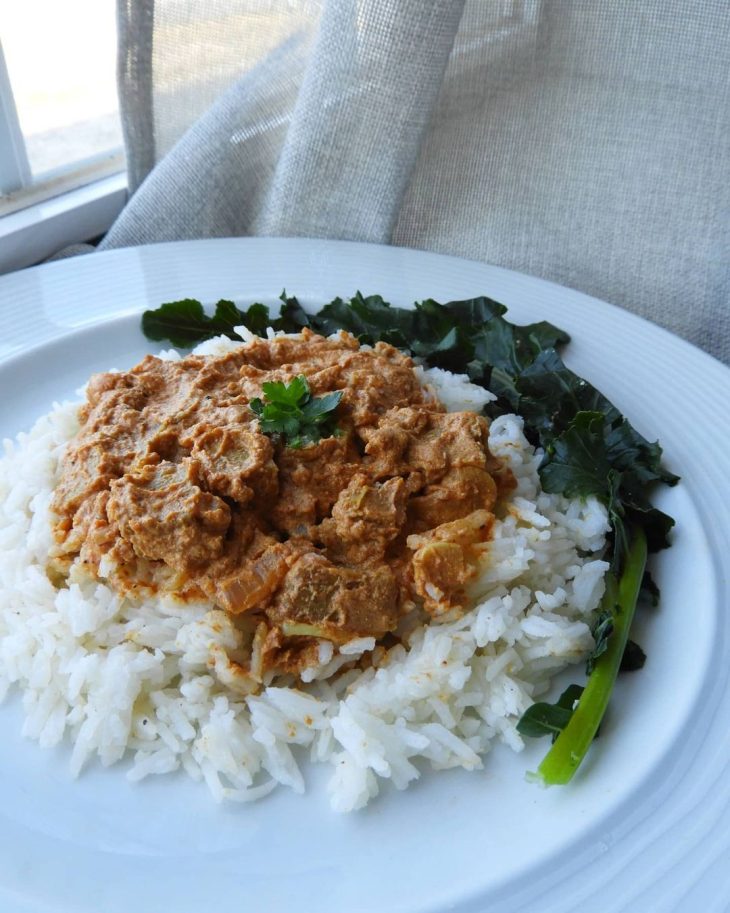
[102,0,730,364]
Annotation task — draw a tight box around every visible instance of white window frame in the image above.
[0,39,127,274]
[0,39,31,195]
[0,172,127,273]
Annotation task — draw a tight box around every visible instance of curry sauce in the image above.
[50,329,514,680]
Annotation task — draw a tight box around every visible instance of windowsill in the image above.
[0,170,127,274]
[0,150,126,217]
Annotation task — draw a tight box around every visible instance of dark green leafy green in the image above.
[620,639,647,672]
[538,408,677,566]
[639,570,660,608]
[312,293,414,346]
[586,612,646,675]
[249,374,342,449]
[141,298,236,347]
[516,684,585,742]
[539,411,614,500]
[586,608,614,675]
[141,292,313,348]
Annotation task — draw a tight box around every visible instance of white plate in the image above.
[0,238,728,913]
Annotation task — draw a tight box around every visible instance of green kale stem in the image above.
[532,526,648,785]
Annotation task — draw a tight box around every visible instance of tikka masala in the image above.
[50,329,514,683]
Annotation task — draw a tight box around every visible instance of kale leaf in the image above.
[141,298,242,347]
[586,607,615,675]
[639,570,661,608]
[620,639,647,672]
[141,292,312,348]
[516,684,585,742]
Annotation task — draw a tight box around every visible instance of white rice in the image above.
[0,334,610,811]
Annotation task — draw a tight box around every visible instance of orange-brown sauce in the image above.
[51,329,514,679]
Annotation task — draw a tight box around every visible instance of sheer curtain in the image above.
[102,1,730,364]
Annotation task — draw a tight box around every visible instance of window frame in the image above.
[0,39,31,195]
[0,38,127,273]
[0,172,127,273]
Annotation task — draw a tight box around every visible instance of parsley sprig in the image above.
[250,375,342,449]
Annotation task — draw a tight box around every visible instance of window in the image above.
[0,1,127,272]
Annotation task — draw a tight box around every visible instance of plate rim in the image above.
[2,236,728,374]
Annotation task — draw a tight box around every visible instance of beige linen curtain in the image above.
[101,1,730,364]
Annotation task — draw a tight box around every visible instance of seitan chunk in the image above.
[107,458,230,569]
[268,553,399,642]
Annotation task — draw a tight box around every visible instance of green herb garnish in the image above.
[250,375,342,449]
[141,289,678,784]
